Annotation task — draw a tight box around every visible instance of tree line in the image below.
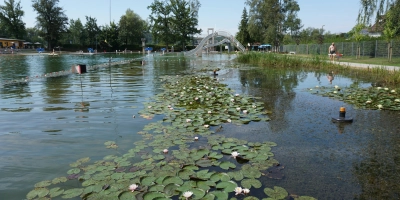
[0,0,200,51]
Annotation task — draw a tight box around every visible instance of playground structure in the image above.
[184,29,246,56]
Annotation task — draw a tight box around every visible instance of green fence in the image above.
[282,40,400,58]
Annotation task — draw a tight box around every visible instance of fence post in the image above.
[375,40,377,57]
[352,42,354,57]
[362,41,364,57]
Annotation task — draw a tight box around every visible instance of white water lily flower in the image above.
[148,106,152,109]
[243,110,248,114]
[243,188,250,194]
[391,90,396,93]
[234,187,243,195]
[377,104,383,109]
[230,99,235,102]
[235,94,239,96]
[194,137,199,140]
[195,97,199,100]
[129,184,138,192]
[204,124,209,128]
[334,85,339,89]
[377,87,382,90]
[169,107,174,110]
[163,149,168,153]
[252,105,256,108]
[206,98,209,100]
[366,100,372,104]
[186,119,191,123]
[231,151,240,159]
[227,119,232,123]
[236,107,241,111]
[208,111,212,114]
[309,88,313,91]
[316,85,319,88]
[384,87,389,90]
[190,102,193,104]
[333,91,337,94]
[183,191,193,199]
[395,99,400,102]
[183,87,186,90]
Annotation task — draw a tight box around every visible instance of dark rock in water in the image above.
[265,164,284,179]
[67,173,80,180]
[115,167,126,172]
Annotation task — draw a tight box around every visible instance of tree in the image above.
[358,0,395,25]
[0,0,25,39]
[236,7,251,48]
[68,18,85,44]
[84,16,100,47]
[349,23,367,59]
[100,22,119,51]
[119,9,147,45]
[32,0,68,49]
[382,0,400,61]
[148,0,174,49]
[169,0,201,50]
[148,0,201,50]
[246,0,301,51]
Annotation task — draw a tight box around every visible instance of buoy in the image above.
[332,107,353,123]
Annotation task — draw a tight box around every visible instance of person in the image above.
[327,71,334,84]
[328,42,336,61]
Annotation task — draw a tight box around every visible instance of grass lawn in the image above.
[290,53,400,67]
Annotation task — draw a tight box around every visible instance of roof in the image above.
[0,38,25,41]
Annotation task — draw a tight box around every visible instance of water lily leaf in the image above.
[196,181,216,191]
[216,181,237,192]
[119,191,139,200]
[163,176,183,185]
[244,197,260,200]
[164,183,180,196]
[155,176,168,184]
[34,180,51,187]
[143,191,166,200]
[241,178,262,189]
[104,141,116,146]
[201,193,216,200]
[210,172,231,182]
[111,173,124,180]
[52,177,68,184]
[142,176,157,186]
[242,168,262,178]
[220,161,236,170]
[192,188,206,199]
[222,142,236,149]
[228,171,244,181]
[210,191,228,200]
[264,186,288,199]
[295,196,317,200]
[26,188,49,199]
[178,169,195,180]
[49,187,64,198]
[62,188,83,198]
[208,152,223,159]
[149,185,165,192]
[196,159,213,167]
[153,155,165,160]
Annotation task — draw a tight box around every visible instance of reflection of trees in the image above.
[152,57,189,77]
[353,112,400,199]
[0,56,30,80]
[238,67,306,132]
[42,57,71,105]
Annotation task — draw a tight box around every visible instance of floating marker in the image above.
[332,107,353,123]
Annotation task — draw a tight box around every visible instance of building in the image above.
[0,38,25,49]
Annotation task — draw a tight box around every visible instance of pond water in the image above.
[1,53,399,199]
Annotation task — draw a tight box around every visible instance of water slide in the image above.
[184,30,246,56]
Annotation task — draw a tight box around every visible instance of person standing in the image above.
[329,43,336,61]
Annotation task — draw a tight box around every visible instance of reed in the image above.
[237,52,400,85]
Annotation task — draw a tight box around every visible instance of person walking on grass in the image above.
[329,42,336,62]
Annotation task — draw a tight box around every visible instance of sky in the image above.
[20,0,361,36]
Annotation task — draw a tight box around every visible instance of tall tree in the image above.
[358,0,394,25]
[119,9,147,45]
[382,0,400,61]
[32,0,68,49]
[100,22,119,51]
[0,0,25,38]
[236,7,251,47]
[148,0,174,49]
[170,0,201,50]
[246,0,301,51]
[84,16,100,47]
[68,18,85,44]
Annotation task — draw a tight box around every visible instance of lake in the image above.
[1,53,399,199]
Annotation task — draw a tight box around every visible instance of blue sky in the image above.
[20,0,360,36]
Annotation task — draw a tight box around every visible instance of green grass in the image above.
[291,53,400,67]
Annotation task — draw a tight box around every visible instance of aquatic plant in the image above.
[26,75,316,200]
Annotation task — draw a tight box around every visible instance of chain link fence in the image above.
[282,40,400,58]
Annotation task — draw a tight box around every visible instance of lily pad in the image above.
[220,161,236,170]
[216,181,237,192]
[241,178,262,189]
[62,188,84,198]
[143,191,166,200]
[264,186,288,199]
